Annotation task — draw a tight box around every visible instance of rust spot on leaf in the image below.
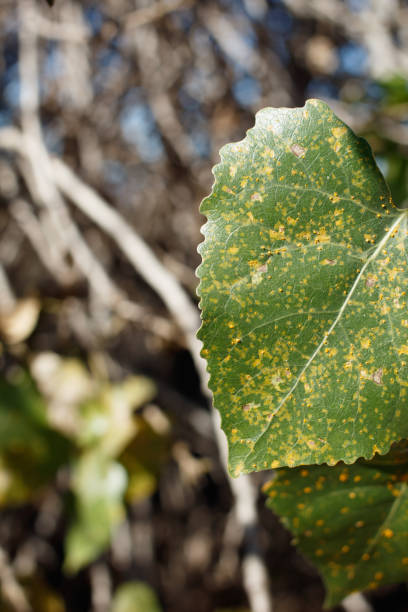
[291,143,306,158]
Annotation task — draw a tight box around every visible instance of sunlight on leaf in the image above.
[197,99,408,473]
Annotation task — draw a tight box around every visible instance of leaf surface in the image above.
[64,451,127,572]
[264,443,408,606]
[0,376,72,504]
[197,99,408,473]
[111,581,162,612]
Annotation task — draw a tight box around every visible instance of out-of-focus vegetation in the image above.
[1,0,408,610]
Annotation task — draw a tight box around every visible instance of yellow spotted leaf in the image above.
[197,99,408,473]
[264,442,408,606]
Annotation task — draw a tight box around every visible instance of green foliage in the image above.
[111,581,162,612]
[0,355,169,574]
[197,99,408,603]
[64,372,165,571]
[265,442,408,606]
[64,450,128,573]
[0,374,72,504]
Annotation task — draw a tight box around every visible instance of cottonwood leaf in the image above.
[0,376,72,504]
[111,581,162,612]
[65,451,127,572]
[264,443,408,607]
[197,99,408,474]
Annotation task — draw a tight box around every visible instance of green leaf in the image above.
[119,415,170,503]
[197,98,408,473]
[111,581,162,612]
[0,375,72,504]
[77,376,156,456]
[264,442,408,606]
[64,450,127,572]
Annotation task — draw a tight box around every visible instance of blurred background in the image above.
[1,0,408,611]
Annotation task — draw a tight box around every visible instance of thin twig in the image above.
[9,198,76,285]
[0,547,31,612]
[124,0,194,30]
[0,264,16,313]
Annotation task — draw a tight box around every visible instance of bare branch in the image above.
[51,156,274,612]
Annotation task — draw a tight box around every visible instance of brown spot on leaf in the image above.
[372,368,383,385]
[291,143,306,158]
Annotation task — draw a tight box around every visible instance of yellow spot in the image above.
[355,521,364,528]
[332,126,347,139]
[316,519,324,527]
[361,338,371,349]
[233,462,245,477]
[362,553,370,561]
[228,246,239,255]
[341,545,350,553]
[227,321,235,328]
[402,558,408,565]
[383,528,394,538]
[300,469,309,477]
[354,475,361,483]
[314,229,330,244]
[399,346,408,355]
[304,487,312,494]
[315,549,324,557]
[339,473,348,482]
[349,492,356,499]
[375,572,384,581]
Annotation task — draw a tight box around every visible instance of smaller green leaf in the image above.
[65,450,127,572]
[78,376,156,456]
[264,443,408,606]
[0,375,72,504]
[111,581,162,612]
[119,414,170,502]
